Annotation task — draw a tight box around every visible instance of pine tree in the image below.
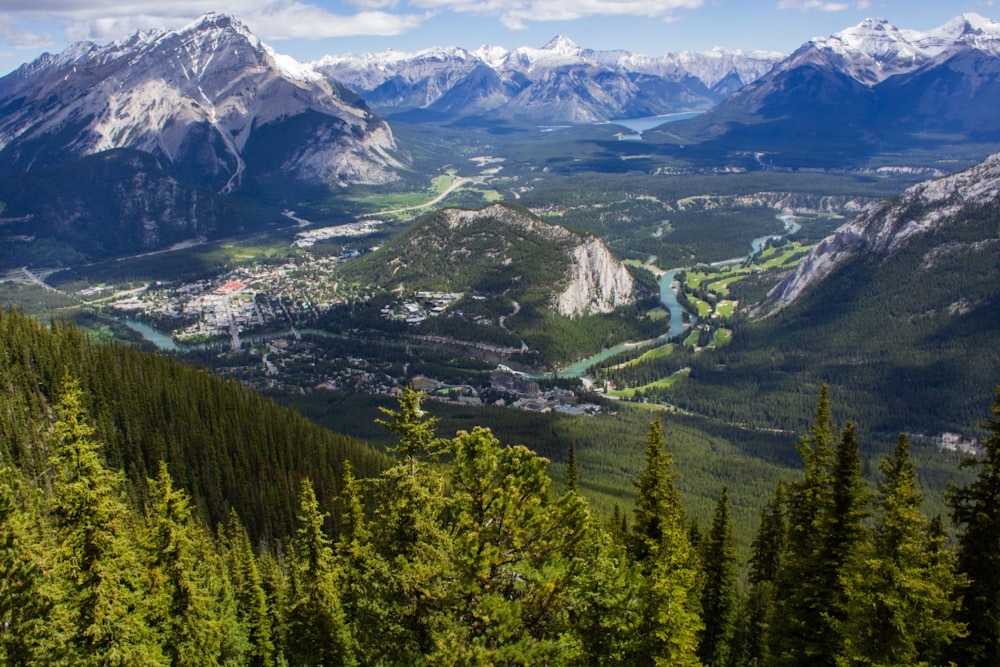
[566,441,580,494]
[699,487,737,667]
[0,465,59,665]
[771,390,869,667]
[629,417,682,566]
[284,478,356,666]
[732,483,785,667]
[431,426,589,665]
[629,418,703,666]
[949,386,1000,667]
[223,511,276,667]
[841,433,964,666]
[48,376,165,666]
[143,462,225,666]
[376,386,446,473]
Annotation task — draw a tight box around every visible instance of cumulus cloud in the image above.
[1,1,426,48]
[410,0,705,30]
[776,0,865,11]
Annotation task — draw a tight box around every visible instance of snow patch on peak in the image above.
[543,35,581,55]
[472,44,510,69]
[264,45,322,83]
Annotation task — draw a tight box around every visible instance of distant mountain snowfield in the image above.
[310,35,784,122]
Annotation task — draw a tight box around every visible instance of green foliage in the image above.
[698,487,737,667]
[48,376,165,666]
[0,308,390,543]
[629,418,703,666]
[840,434,964,667]
[949,386,1000,667]
[284,479,357,666]
[770,389,869,667]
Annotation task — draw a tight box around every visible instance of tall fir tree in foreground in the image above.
[840,434,964,666]
[48,377,165,666]
[770,390,868,667]
[630,417,703,666]
[698,487,737,667]
[732,483,785,667]
[949,386,1000,667]
[284,479,356,667]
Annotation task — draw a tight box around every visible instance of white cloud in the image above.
[776,0,862,11]
[0,18,55,49]
[0,1,426,49]
[409,0,705,30]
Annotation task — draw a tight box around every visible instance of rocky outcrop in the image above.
[555,238,636,317]
[763,151,1000,311]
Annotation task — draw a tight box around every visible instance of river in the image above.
[126,211,804,380]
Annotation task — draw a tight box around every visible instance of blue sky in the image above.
[1,1,997,74]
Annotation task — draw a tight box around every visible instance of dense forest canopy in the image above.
[1,311,998,665]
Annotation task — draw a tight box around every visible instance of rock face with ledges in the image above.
[0,13,401,192]
[764,151,1000,310]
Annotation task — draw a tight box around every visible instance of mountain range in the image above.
[312,36,783,123]
[655,13,1000,165]
[3,12,1000,265]
[0,13,401,194]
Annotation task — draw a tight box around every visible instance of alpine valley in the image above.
[2,14,1000,661]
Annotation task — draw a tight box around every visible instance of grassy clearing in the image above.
[691,296,713,318]
[715,300,737,318]
[607,367,691,398]
[709,328,733,347]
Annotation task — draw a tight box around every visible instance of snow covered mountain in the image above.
[659,13,1000,164]
[312,37,783,123]
[0,13,402,193]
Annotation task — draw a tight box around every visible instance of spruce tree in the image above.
[841,434,964,666]
[699,487,737,667]
[48,377,165,666]
[143,463,225,666]
[629,418,703,666]
[284,479,356,666]
[0,466,59,665]
[771,389,868,667]
[949,386,1000,667]
[223,511,276,667]
[733,483,785,667]
[566,441,580,494]
[629,417,681,565]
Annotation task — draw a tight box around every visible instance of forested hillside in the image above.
[1,309,998,665]
[0,309,387,541]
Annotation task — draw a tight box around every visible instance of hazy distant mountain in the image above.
[657,13,1000,164]
[0,13,402,193]
[312,36,784,123]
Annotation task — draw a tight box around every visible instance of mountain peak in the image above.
[542,35,580,55]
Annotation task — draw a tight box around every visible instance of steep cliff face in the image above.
[764,151,1000,311]
[555,238,637,317]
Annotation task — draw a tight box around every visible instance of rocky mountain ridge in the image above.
[764,151,1000,310]
[312,36,783,123]
[0,13,402,192]
[348,204,639,318]
[655,13,1000,165]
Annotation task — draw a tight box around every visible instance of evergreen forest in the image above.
[1,310,999,665]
